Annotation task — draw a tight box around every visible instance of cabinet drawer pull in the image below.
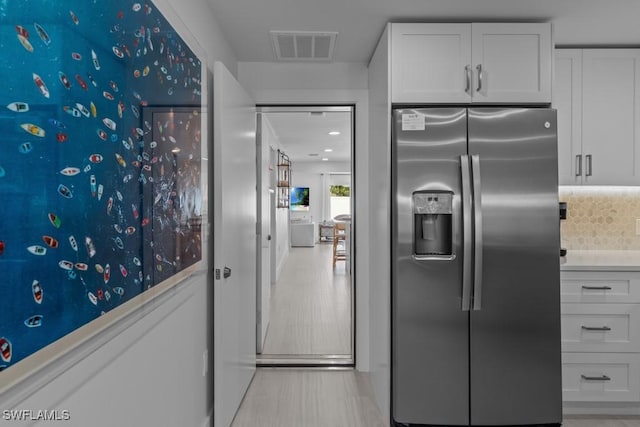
[581,326,612,332]
[581,374,611,381]
[581,285,612,291]
[476,64,483,92]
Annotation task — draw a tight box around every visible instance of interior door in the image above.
[256,113,271,353]
[213,61,257,427]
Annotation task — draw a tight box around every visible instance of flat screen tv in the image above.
[290,187,310,211]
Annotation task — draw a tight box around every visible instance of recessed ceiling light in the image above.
[324,148,333,152]
[321,157,329,161]
[328,131,340,136]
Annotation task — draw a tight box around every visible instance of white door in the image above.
[256,114,271,353]
[391,23,472,104]
[471,23,551,103]
[554,49,583,185]
[582,49,640,185]
[213,61,256,427]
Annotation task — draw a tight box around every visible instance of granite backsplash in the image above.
[559,187,640,250]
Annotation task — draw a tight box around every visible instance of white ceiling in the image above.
[208,0,640,166]
[206,0,640,63]
[263,111,352,163]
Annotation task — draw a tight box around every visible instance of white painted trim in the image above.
[2,271,202,409]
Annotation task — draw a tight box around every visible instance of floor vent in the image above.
[270,31,337,61]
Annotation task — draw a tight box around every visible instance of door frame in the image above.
[255,104,356,367]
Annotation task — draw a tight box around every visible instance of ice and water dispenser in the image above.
[413,191,453,258]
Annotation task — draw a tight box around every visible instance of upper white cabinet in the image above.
[554,49,583,185]
[554,49,640,185]
[391,23,472,103]
[391,23,552,104]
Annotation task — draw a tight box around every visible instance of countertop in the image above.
[561,250,640,271]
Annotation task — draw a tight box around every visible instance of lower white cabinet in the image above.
[561,303,640,353]
[561,270,640,405]
[562,352,640,402]
[560,271,640,303]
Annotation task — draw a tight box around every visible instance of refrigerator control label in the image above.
[402,113,425,131]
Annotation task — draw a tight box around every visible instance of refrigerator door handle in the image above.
[460,155,473,311]
[471,155,483,310]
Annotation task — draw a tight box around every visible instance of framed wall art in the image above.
[0,0,206,381]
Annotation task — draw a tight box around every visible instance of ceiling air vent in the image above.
[270,31,338,61]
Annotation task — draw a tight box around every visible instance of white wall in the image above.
[1,1,238,426]
[290,162,351,237]
[291,171,322,226]
[275,204,290,280]
[159,0,239,76]
[262,117,290,281]
[367,25,391,419]
[17,275,207,427]
[238,61,371,373]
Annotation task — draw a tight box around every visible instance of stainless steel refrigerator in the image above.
[392,108,562,427]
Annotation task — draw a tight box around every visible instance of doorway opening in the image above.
[256,105,355,366]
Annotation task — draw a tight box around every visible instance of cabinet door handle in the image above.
[465,65,471,94]
[581,326,612,332]
[476,64,483,92]
[575,155,582,177]
[582,285,612,290]
[581,374,611,381]
[586,154,593,176]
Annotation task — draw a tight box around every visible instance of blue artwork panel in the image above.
[0,0,203,371]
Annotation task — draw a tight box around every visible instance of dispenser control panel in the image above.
[413,193,452,215]
[412,191,453,258]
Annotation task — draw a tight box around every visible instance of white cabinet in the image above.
[561,303,640,353]
[561,270,640,404]
[554,49,583,185]
[391,23,471,103]
[562,353,640,402]
[560,270,640,303]
[554,49,640,185]
[391,23,551,104]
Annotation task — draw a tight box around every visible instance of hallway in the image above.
[261,243,351,357]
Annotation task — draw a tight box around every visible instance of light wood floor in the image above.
[564,416,640,426]
[248,244,639,427]
[261,243,351,356]
[230,369,388,427]
[230,369,640,427]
